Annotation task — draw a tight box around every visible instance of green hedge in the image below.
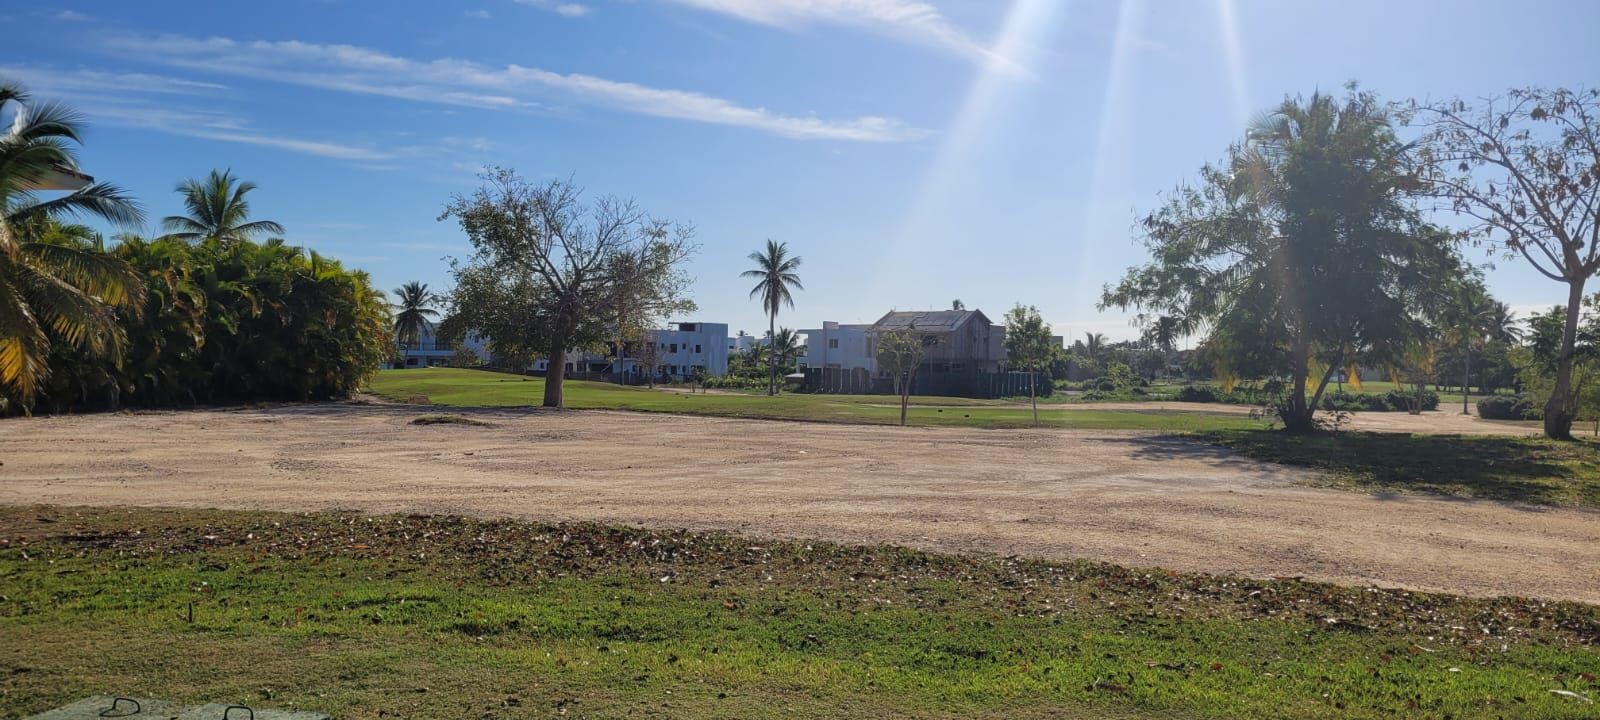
[1477,395,1538,420]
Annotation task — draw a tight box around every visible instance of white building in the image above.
[390,320,489,369]
[798,322,876,373]
[528,322,731,380]
[645,322,730,379]
[728,331,757,354]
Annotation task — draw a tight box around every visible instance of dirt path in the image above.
[2,404,1593,602]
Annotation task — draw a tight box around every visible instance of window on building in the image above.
[828,338,839,349]
[670,343,678,353]
[694,344,702,353]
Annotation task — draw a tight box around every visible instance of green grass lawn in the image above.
[1199,430,1600,509]
[370,368,1269,432]
[4,507,1597,719]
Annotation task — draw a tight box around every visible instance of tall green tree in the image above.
[391,280,439,368]
[160,169,284,245]
[0,83,145,410]
[441,169,694,408]
[1404,88,1600,439]
[1103,88,1456,432]
[741,239,803,396]
[1004,304,1054,424]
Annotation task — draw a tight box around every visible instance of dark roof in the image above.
[869,309,988,333]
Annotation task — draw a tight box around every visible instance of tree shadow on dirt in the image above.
[1187,429,1600,509]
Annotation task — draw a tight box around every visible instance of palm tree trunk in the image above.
[768,314,777,396]
[1462,350,1471,415]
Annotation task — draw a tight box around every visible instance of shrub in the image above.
[1477,395,1537,420]
[1176,386,1218,403]
[1094,379,1118,392]
[1382,389,1439,412]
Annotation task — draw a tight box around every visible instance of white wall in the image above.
[799,322,876,373]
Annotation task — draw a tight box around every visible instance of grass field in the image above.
[370,368,1269,432]
[1200,430,1600,509]
[4,507,1597,719]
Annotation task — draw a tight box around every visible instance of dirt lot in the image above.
[1055,401,1544,435]
[2,404,1594,602]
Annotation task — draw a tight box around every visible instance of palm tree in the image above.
[1486,301,1524,344]
[1,84,144,409]
[391,281,439,369]
[741,239,802,395]
[160,169,284,245]
[770,327,803,375]
[1083,332,1106,363]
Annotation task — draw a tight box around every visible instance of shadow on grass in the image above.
[1194,429,1600,509]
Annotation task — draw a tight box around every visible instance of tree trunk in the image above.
[1462,350,1471,415]
[1030,371,1038,425]
[900,369,913,426]
[1280,341,1315,433]
[545,345,567,408]
[767,315,777,396]
[1544,278,1587,440]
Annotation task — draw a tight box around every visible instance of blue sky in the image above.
[6,0,1597,342]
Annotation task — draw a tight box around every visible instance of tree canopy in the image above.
[440,168,695,407]
[1102,88,1461,431]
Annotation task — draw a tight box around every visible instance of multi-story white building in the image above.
[643,322,730,379]
[389,320,489,369]
[528,322,731,380]
[798,321,877,373]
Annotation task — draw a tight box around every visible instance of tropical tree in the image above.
[0,83,145,410]
[1403,88,1600,439]
[769,327,803,375]
[440,169,695,408]
[1003,304,1054,424]
[160,169,284,245]
[1442,278,1498,414]
[1486,302,1524,344]
[391,280,439,368]
[1082,332,1105,363]
[1102,88,1457,432]
[741,239,803,396]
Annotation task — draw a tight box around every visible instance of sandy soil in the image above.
[1065,401,1545,435]
[1,404,1593,602]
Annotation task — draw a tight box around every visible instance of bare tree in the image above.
[876,328,937,426]
[440,169,695,408]
[1404,88,1600,438]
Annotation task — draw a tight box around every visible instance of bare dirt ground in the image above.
[1041,401,1544,435]
[2,404,1593,602]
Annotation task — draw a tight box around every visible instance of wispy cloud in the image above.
[0,65,226,95]
[55,9,94,22]
[98,33,928,142]
[514,0,590,18]
[1,65,392,161]
[663,0,1013,70]
[464,9,492,19]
